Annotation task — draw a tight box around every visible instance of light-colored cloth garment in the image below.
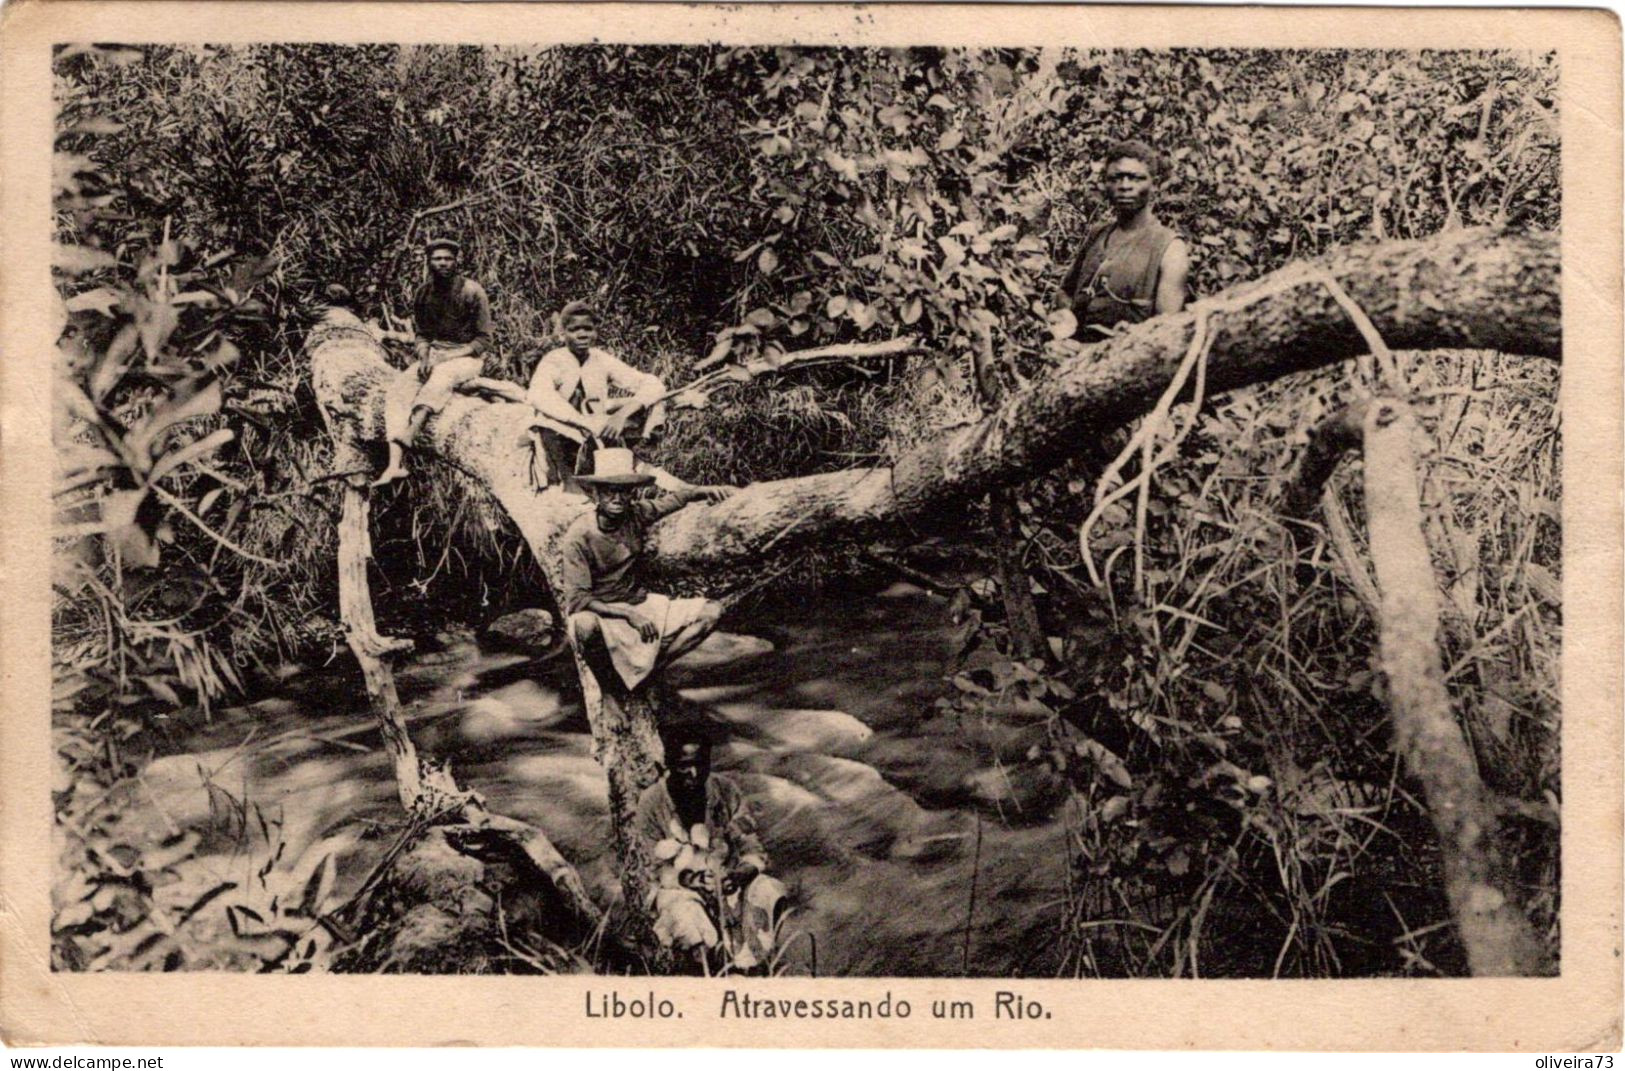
[637,775,786,966]
[570,592,708,690]
[650,875,787,965]
[382,353,485,446]
[526,346,667,438]
[651,884,719,950]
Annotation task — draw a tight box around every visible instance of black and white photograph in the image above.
[6,0,1620,1051]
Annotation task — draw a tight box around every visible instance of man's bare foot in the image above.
[372,465,410,487]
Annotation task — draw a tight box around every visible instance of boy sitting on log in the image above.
[559,446,735,693]
[525,301,670,493]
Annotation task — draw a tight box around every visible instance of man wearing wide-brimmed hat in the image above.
[375,236,495,485]
[558,447,736,692]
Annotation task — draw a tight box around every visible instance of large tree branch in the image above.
[314,229,1556,582]
[646,228,1557,575]
[1361,397,1547,975]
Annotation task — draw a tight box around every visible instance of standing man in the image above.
[638,721,787,969]
[374,236,495,486]
[559,446,735,693]
[1058,140,1191,341]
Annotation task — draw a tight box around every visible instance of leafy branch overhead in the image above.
[668,336,924,411]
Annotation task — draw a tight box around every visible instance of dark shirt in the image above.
[1060,217,1178,336]
[558,492,689,615]
[412,274,493,354]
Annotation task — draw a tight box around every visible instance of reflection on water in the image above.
[138,583,1070,976]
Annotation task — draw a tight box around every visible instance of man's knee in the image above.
[568,610,601,645]
[420,358,477,400]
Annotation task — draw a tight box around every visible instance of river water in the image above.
[137,582,1071,976]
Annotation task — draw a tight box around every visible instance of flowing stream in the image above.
[136,582,1071,976]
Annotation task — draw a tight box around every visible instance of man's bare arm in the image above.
[1155,239,1191,317]
[465,282,494,356]
[583,598,657,641]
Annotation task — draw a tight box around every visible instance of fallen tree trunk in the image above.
[311,227,1558,962]
[1361,398,1547,975]
[313,337,608,961]
[317,229,1557,586]
[650,228,1558,576]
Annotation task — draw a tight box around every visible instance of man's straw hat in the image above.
[577,446,655,487]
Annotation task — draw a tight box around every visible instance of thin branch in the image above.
[149,484,280,567]
[1316,269,1403,383]
[408,173,528,230]
[661,337,923,410]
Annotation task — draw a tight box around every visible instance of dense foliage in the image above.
[51,44,1558,975]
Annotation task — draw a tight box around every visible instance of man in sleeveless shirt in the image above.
[1058,140,1191,341]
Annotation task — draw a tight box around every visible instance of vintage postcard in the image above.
[1,0,1619,1052]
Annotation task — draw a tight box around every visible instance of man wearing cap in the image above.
[375,237,495,486]
[1057,139,1190,342]
[638,721,787,969]
[526,301,669,492]
[558,446,735,693]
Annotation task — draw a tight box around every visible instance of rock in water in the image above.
[962,763,1068,821]
[455,696,524,747]
[711,703,873,754]
[331,825,594,974]
[481,609,558,656]
[673,631,774,671]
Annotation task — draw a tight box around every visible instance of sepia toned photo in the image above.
[2,1,1619,1052]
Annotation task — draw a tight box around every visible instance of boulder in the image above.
[481,608,558,656]
[962,762,1068,821]
[332,824,599,974]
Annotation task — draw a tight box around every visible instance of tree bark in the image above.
[335,480,421,809]
[314,337,606,948]
[1361,398,1547,975]
[1279,396,1550,975]
[971,325,1045,661]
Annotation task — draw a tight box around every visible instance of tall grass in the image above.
[1016,349,1560,977]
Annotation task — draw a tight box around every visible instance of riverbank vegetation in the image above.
[52,44,1558,975]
